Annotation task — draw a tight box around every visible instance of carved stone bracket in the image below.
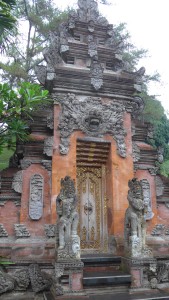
[44,224,56,238]
[14,224,30,238]
[43,137,53,157]
[12,171,23,193]
[54,93,126,157]
[134,164,159,175]
[0,224,8,237]
[20,159,32,170]
[42,160,52,171]
[29,174,44,220]
[90,60,103,90]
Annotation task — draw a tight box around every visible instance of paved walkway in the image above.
[2,290,169,300]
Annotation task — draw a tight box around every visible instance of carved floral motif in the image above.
[14,224,30,238]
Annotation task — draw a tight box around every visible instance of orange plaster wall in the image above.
[134,169,158,232]
[20,164,51,237]
[51,104,85,223]
[106,112,134,238]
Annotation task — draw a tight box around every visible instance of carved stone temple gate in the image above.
[1,0,169,297]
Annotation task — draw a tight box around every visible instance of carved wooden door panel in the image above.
[77,167,108,253]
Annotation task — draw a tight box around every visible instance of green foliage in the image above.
[0,0,16,52]
[160,160,169,178]
[0,82,49,153]
[0,0,68,86]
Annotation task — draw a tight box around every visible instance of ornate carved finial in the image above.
[124,178,153,258]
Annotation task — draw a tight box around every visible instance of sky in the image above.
[56,0,169,114]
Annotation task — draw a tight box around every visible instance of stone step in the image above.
[83,271,131,287]
[82,255,121,272]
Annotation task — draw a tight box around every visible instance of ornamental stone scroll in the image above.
[29,174,44,220]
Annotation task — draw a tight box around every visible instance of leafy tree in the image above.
[0,0,16,52]
[0,82,49,153]
[0,0,67,86]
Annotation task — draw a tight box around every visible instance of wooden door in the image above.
[77,167,108,253]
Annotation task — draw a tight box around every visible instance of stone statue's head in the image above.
[128,178,144,211]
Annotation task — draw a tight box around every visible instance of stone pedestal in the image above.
[121,256,157,291]
[50,260,84,296]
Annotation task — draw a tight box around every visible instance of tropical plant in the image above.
[0,81,49,153]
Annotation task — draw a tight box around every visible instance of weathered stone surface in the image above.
[124,178,152,258]
[56,176,80,260]
[13,269,30,291]
[55,93,126,157]
[0,267,15,295]
[14,224,30,238]
[0,224,8,237]
[28,264,51,293]
[29,174,43,220]
[12,171,23,193]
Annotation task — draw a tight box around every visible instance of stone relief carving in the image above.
[157,146,164,163]
[0,224,8,237]
[14,224,30,238]
[42,160,52,171]
[29,264,52,293]
[14,269,30,291]
[29,174,43,220]
[140,179,154,220]
[157,261,169,283]
[88,35,98,59]
[124,178,152,258]
[56,176,80,260]
[43,137,53,157]
[54,93,126,157]
[151,224,165,236]
[132,142,140,162]
[12,171,23,193]
[90,60,103,90]
[44,224,56,238]
[0,265,51,295]
[156,176,164,197]
[46,112,54,129]
[151,224,169,236]
[0,267,15,295]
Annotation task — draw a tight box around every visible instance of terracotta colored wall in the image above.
[0,202,19,236]
[106,112,134,240]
